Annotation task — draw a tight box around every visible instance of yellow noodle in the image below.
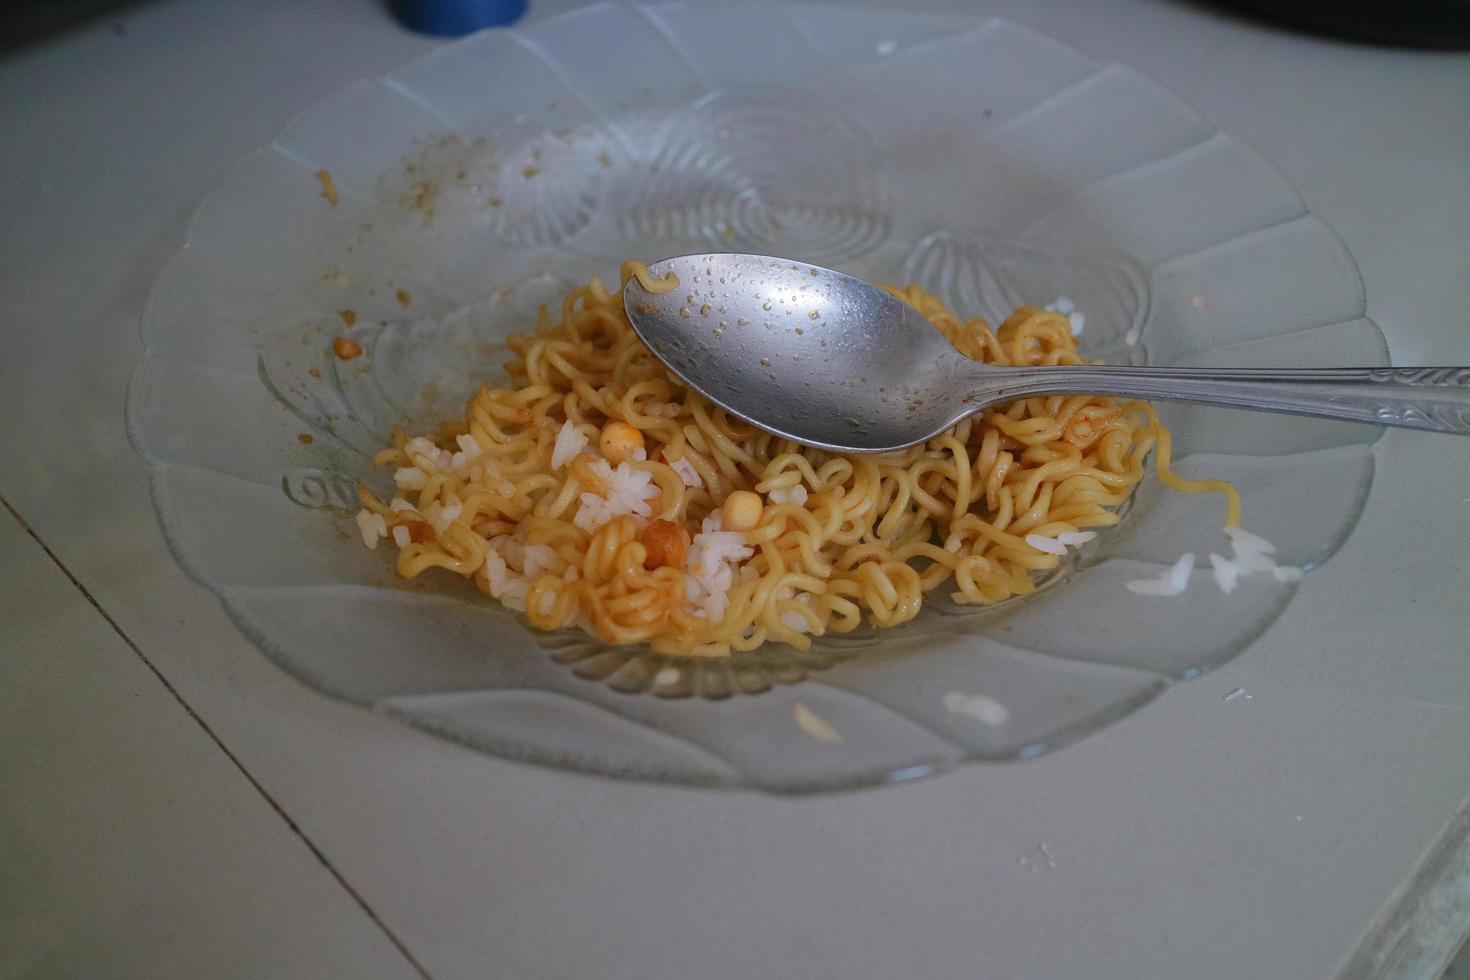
[358,261,1239,656]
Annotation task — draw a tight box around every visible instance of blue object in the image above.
[392,0,529,36]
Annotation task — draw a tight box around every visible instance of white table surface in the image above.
[2,1,1468,978]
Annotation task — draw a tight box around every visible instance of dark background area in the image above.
[3,0,146,52]
[5,0,1470,54]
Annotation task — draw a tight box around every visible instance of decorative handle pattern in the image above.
[1366,366,1470,387]
[973,365,1470,436]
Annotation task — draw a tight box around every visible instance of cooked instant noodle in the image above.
[356,260,1239,656]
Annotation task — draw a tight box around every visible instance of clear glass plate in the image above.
[127,2,1385,792]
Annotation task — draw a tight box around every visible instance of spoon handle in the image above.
[982,366,1470,435]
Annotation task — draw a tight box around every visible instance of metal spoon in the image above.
[623,252,1470,453]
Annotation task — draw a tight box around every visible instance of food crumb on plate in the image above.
[793,702,843,744]
[354,509,387,548]
[314,169,339,206]
[1125,552,1194,596]
[942,691,1010,726]
[1134,527,1303,598]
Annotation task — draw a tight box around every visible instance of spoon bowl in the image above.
[625,254,980,452]
[625,253,1470,450]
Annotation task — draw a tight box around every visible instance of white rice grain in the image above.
[394,466,428,491]
[392,525,411,548]
[1122,528,1306,600]
[1209,553,1241,594]
[793,703,843,745]
[1125,552,1194,597]
[521,543,557,579]
[767,484,809,506]
[684,513,753,621]
[1224,525,1276,558]
[779,609,810,632]
[551,420,589,471]
[943,691,1011,726]
[667,455,703,489]
[354,509,387,549]
[1025,533,1067,556]
[498,581,529,612]
[1217,527,1303,590]
[778,593,814,634]
[1168,552,1196,592]
[450,433,482,475]
[426,498,460,536]
[1126,577,1183,597]
[1042,299,1086,336]
[1057,530,1096,547]
[572,459,660,532]
[405,436,453,472]
[482,549,509,595]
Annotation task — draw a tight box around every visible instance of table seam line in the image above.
[0,492,435,980]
